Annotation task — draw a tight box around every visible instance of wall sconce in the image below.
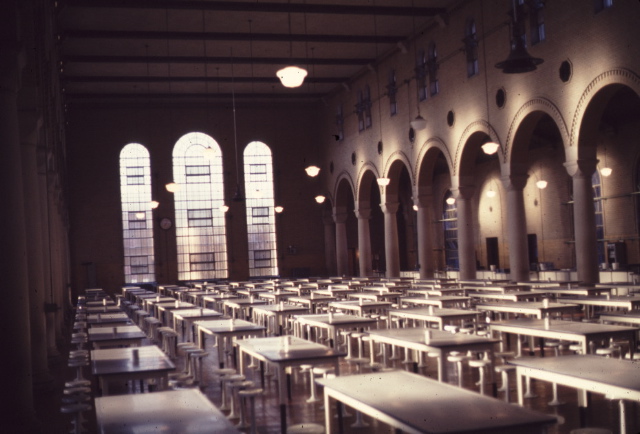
[150,200,160,209]
[446,197,456,205]
[377,177,390,186]
[165,182,180,193]
[275,206,284,213]
[315,195,326,204]
[305,165,320,177]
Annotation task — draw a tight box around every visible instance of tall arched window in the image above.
[443,191,459,270]
[244,141,278,277]
[172,132,227,281]
[592,170,605,265]
[427,42,439,96]
[244,142,278,277]
[119,143,156,283]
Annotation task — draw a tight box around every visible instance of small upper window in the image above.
[364,85,372,129]
[427,42,439,96]
[464,19,479,77]
[415,49,428,101]
[387,69,398,116]
[530,0,545,45]
[356,90,365,132]
[595,0,613,13]
[335,104,344,141]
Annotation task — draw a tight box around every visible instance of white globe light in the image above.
[601,167,612,177]
[481,142,500,155]
[277,66,308,88]
[536,180,548,189]
[305,165,320,177]
[315,195,326,204]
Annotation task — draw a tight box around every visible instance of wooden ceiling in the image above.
[56,0,454,104]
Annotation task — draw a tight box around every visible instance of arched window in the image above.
[244,142,278,277]
[530,0,546,45]
[416,49,428,101]
[443,191,459,270]
[172,132,227,281]
[592,170,605,265]
[119,143,155,283]
[387,69,398,116]
[464,19,479,77]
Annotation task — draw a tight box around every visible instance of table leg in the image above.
[323,392,333,434]
[436,350,445,382]
[277,367,287,434]
[516,371,524,406]
[618,399,627,434]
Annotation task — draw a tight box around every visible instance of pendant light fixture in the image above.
[315,195,326,204]
[201,8,215,160]
[495,0,543,73]
[230,48,245,202]
[377,177,390,186]
[536,162,547,189]
[480,0,500,155]
[409,0,427,131]
[305,165,320,177]
[277,0,308,88]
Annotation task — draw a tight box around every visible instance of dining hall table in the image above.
[95,388,239,433]
[293,313,379,348]
[474,301,580,320]
[468,291,542,303]
[327,300,392,317]
[171,307,223,342]
[557,295,640,319]
[195,318,266,368]
[88,324,147,349]
[91,344,175,395]
[488,318,638,357]
[387,307,481,331]
[87,312,132,327]
[509,355,640,434]
[317,370,557,434]
[236,335,345,434]
[285,294,336,313]
[251,303,310,336]
[365,327,500,388]
[401,295,472,309]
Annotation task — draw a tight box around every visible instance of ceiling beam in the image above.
[61,55,372,66]
[62,75,343,84]
[61,30,402,45]
[63,91,325,100]
[61,0,445,17]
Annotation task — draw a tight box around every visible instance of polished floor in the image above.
[36,316,638,434]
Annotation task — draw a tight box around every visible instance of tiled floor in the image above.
[37,319,638,434]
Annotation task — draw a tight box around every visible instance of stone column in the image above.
[0,18,39,430]
[322,210,337,276]
[451,186,476,280]
[333,208,349,277]
[21,110,54,389]
[355,207,373,277]
[415,193,435,279]
[502,174,530,282]
[565,159,599,284]
[381,202,400,277]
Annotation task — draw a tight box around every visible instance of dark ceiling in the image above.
[56,0,454,104]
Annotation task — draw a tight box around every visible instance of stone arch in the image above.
[333,171,356,209]
[415,137,454,191]
[454,120,502,176]
[505,98,570,171]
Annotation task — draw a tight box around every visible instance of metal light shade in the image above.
[277,66,308,88]
[412,204,419,211]
[536,179,548,189]
[275,206,284,213]
[315,195,326,204]
[486,189,497,198]
[495,37,543,74]
[601,167,612,177]
[135,211,146,220]
[445,197,456,205]
[305,165,320,177]
[410,115,427,131]
[150,200,160,209]
[481,141,500,155]
[220,204,229,213]
[377,177,390,186]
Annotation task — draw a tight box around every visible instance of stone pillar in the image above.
[333,208,349,277]
[322,210,337,276]
[502,174,530,282]
[451,186,476,280]
[565,159,599,284]
[21,110,54,389]
[0,15,39,430]
[415,193,435,279]
[381,202,400,277]
[355,207,373,277]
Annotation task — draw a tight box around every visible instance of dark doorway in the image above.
[527,234,538,270]
[486,237,499,270]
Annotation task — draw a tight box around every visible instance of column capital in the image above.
[322,210,334,225]
[413,192,433,208]
[354,208,371,220]
[564,158,598,179]
[380,202,399,214]
[501,174,529,191]
[450,186,475,200]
